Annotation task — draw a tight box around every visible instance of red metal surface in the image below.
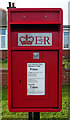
[8,8,63,112]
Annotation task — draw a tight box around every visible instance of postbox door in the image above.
[12,50,58,108]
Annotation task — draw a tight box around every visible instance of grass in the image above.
[0,63,8,69]
[0,85,70,119]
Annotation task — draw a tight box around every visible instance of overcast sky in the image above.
[0,0,70,25]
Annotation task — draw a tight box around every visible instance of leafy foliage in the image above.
[63,56,70,68]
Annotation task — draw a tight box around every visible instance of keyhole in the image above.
[19,80,21,83]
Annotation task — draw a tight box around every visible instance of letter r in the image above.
[44,37,50,44]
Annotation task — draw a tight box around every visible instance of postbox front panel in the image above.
[11,51,58,108]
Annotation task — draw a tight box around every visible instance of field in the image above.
[0,85,69,120]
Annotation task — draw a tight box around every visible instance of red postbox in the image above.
[8,8,63,112]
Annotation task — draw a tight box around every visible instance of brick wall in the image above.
[63,50,70,59]
[62,68,70,85]
[0,68,70,86]
[0,50,7,60]
[0,69,8,86]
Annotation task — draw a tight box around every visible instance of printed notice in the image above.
[27,63,45,95]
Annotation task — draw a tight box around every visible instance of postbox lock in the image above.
[19,80,21,83]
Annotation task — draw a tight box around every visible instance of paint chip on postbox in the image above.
[18,33,52,46]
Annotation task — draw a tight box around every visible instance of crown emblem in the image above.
[19,35,34,45]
